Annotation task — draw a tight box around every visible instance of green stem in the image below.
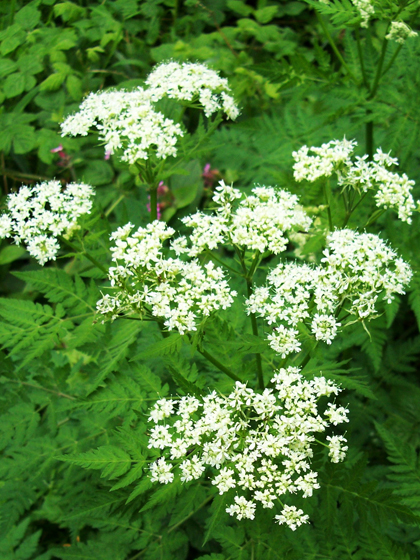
[149,185,158,222]
[167,495,212,533]
[205,249,243,276]
[368,33,389,100]
[237,250,264,390]
[366,120,374,160]
[59,237,108,275]
[316,12,358,84]
[323,181,333,231]
[157,321,241,382]
[105,193,125,218]
[356,28,369,89]
[381,43,403,78]
[364,208,386,228]
[198,346,242,383]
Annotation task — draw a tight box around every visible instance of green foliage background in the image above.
[1,0,420,558]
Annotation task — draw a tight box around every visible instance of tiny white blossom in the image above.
[275,505,309,530]
[146,61,239,120]
[226,496,256,520]
[294,138,416,224]
[324,403,349,426]
[326,435,348,463]
[247,230,412,358]
[183,181,312,257]
[150,457,174,484]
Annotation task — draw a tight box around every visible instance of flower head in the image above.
[147,368,348,527]
[96,221,237,333]
[0,180,94,265]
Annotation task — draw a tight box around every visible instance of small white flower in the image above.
[275,505,309,530]
[324,403,349,426]
[226,496,256,520]
[150,457,174,484]
[326,435,348,463]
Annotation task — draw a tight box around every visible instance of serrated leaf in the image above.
[203,493,229,546]
[59,445,135,480]
[131,333,183,361]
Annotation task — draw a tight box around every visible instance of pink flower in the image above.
[202,163,220,187]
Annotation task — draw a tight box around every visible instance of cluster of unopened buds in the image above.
[148,367,349,530]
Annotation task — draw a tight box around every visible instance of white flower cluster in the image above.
[247,229,412,358]
[61,62,239,164]
[385,21,418,44]
[0,180,94,265]
[96,221,237,334]
[179,181,312,257]
[61,89,184,164]
[293,139,417,224]
[352,0,374,27]
[292,139,356,182]
[146,61,239,120]
[148,367,349,529]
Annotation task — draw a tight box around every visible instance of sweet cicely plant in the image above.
[0,59,419,550]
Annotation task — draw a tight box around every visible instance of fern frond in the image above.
[13,269,99,315]
[375,423,420,513]
[0,299,72,367]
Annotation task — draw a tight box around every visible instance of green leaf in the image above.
[131,333,183,361]
[140,478,182,512]
[59,445,134,480]
[4,73,25,98]
[0,25,25,56]
[0,298,72,367]
[81,160,114,186]
[0,245,26,265]
[203,493,229,545]
[66,74,82,100]
[254,6,278,24]
[15,6,41,30]
[13,125,37,154]
[0,58,17,78]
[170,159,203,209]
[167,366,203,398]
[13,269,98,314]
[40,73,67,91]
[227,0,254,16]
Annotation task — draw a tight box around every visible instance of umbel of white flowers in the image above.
[247,229,412,358]
[293,138,417,224]
[0,180,94,265]
[61,62,240,164]
[97,180,412,357]
[147,367,349,530]
[96,181,312,332]
[386,21,418,44]
[96,220,238,334]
